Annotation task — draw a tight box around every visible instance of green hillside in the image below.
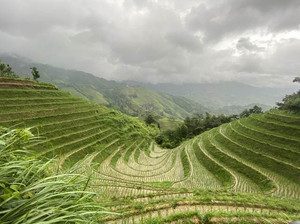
[0,55,209,120]
[192,110,300,197]
[0,79,153,170]
[0,79,299,223]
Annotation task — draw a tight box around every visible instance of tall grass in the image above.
[0,127,113,223]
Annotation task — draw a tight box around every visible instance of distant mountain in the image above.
[215,103,272,115]
[0,55,209,119]
[125,81,296,110]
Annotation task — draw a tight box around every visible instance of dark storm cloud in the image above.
[0,0,299,87]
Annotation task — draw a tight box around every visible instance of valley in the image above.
[0,77,299,223]
[1,1,300,223]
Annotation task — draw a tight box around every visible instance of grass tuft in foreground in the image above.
[0,126,113,223]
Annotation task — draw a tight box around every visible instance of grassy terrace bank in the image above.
[0,78,299,223]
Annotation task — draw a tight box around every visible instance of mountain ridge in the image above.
[1,54,295,117]
[0,55,209,120]
[125,80,296,109]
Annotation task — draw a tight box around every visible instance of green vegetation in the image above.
[0,127,110,223]
[0,57,210,121]
[277,77,300,113]
[30,66,40,81]
[206,128,275,192]
[158,117,183,130]
[239,105,263,118]
[180,147,191,178]
[144,114,160,129]
[0,87,153,170]
[0,78,299,223]
[101,190,300,223]
[193,139,234,188]
[156,105,263,148]
[147,181,173,187]
[0,61,18,78]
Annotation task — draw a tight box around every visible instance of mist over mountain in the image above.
[125,81,296,110]
[2,54,294,116]
[1,1,300,222]
[1,0,300,87]
[0,54,209,119]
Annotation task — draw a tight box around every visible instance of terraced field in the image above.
[0,79,299,223]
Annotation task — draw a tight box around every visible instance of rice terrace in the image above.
[1,1,300,223]
[0,72,299,223]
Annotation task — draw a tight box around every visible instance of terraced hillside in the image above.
[1,79,299,223]
[0,81,153,170]
[193,111,300,197]
[94,111,300,223]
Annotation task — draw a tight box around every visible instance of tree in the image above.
[240,105,263,118]
[144,114,160,129]
[144,114,156,125]
[156,112,237,148]
[31,67,40,80]
[0,61,18,78]
[277,77,300,112]
[249,105,263,114]
[184,113,204,136]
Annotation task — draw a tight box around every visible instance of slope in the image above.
[0,78,153,170]
[0,55,209,119]
[96,109,300,223]
[0,78,299,223]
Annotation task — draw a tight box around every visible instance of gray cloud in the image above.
[236,38,265,54]
[186,0,300,42]
[166,31,202,53]
[0,0,299,87]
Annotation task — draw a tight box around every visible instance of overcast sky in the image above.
[0,0,300,87]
